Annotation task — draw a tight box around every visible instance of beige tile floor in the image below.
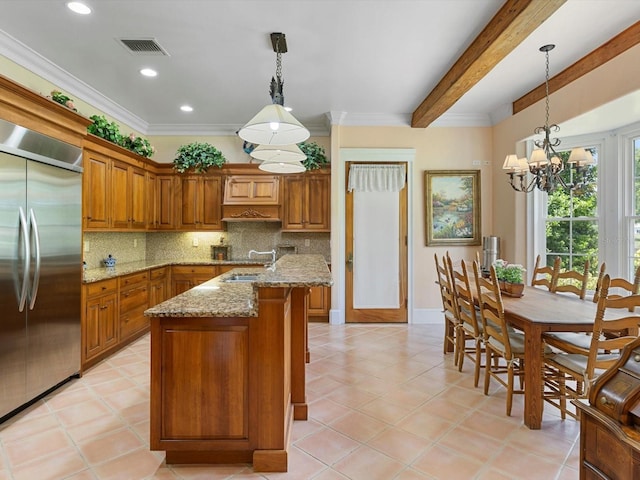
[0,323,580,480]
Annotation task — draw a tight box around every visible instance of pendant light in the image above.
[253,143,306,173]
[238,33,310,146]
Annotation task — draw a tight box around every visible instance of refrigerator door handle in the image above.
[28,208,41,310]
[18,207,31,312]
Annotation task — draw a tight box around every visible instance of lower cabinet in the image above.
[119,271,149,342]
[83,279,118,367]
[149,267,170,307]
[171,265,217,296]
[308,285,331,321]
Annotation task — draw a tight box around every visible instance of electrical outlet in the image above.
[192,237,199,247]
[83,241,90,252]
[133,238,138,248]
[472,160,481,166]
[304,239,310,247]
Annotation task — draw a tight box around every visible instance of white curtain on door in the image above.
[348,164,406,309]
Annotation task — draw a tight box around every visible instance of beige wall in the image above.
[335,125,493,311]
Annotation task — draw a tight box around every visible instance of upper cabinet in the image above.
[282,171,330,232]
[178,175,223,230]
[83,136,151,231]
[222,174,281,222]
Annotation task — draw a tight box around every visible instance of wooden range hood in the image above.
[221,174,282,222]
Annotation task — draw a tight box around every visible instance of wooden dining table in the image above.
[499,286,599,429]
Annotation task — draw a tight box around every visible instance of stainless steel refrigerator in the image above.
[0,118,82,420]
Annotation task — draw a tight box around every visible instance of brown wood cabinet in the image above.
[146,170,157,229]
[149,267,170,307]
[282,172,330,232]
[171,265,217,296]
[178,175,223,230]
[82,278,118,367]
[223,175,279,204]
[119,271,150,342]
[156,175,177,230]
[83,137,149,231]
[308,285,331,321]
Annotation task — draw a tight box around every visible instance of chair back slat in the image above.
[449,258,479,337]
[531,255,560,291]
[554,260,590,299]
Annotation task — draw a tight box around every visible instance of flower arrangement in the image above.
[121,133,155,158]
[173,141,226,173]
[298,141,329,170]
[493,259,526,284]
[87,115,154,158]
[50,90,77,111]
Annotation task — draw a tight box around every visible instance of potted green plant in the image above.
[173,141,227,173]
[494,259,525,297]
[121,133,155,158]
[50,90,77,111]
[298,141,329,170]
[87,114,123,144]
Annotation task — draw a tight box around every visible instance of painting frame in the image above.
[424,170,481,246]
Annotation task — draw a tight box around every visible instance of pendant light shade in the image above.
[239,105,310,145]
[250,143,306,162]
[259,159,306,174]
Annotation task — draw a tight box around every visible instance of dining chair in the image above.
[531,255,561,291]
[543,273,640,420]
[593,264,640,305]
[553,260,590,299]
[472,261,526,416]
[448,257,483,387]
[435,253,458,362]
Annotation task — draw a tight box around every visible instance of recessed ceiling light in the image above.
[67,2,91,14]
[180,105,194,112]
[140,68,157,77]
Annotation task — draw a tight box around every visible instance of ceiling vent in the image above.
[118,38,169,56]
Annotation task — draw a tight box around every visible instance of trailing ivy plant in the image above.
[173,142,227,173]
[298,141,329,170]
[87,115,123,145]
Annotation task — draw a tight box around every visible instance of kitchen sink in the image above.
[223,273,260,283]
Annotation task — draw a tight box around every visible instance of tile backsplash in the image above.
[83,223,330,269]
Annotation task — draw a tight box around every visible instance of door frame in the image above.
[332,148,415,325]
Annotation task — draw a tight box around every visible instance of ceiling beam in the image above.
[411,0,566,128]
[513,20,640,114]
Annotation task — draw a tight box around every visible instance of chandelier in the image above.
[502,44,594,193]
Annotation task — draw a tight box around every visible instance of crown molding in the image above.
[0,29,149,133]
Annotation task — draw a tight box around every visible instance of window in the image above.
[631,137,640,270]
[544,147,599,286]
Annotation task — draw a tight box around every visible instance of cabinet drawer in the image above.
[120,305,148,339]
[119,271,149,289]
[86,279,118,297]
[172,265,215,276]
[150,267,167,280]
[120,285,148,312]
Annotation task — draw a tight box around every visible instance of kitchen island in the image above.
[144,254,332,472]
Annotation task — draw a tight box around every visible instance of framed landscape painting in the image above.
[424,170,481,246]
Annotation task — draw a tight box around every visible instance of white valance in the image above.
[347,164,406,192]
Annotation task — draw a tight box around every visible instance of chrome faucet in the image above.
[248,249,277,271]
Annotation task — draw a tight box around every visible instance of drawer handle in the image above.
[634,354,640,362]
[123,292,130,297]
[100,305,108,310]
[599,396,610,407]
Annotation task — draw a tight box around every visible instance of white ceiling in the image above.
[0,0,638,136]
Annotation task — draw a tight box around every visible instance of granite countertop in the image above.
[83,258,269,283]
[144,254,332,318]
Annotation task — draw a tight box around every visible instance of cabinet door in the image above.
[130,166,147,229]
[157,175,176,230]
[200,176,222,229]
[84,296,103,359]
[179,176,199,229]
[305,175,330,231]
[172,278,194,296]
[84,152,110,229]
[146,171,157,229]
[150,278,167,307]
[111,160,130,229]
[282,176,305,230]
[101,294,119,350]
[308,286,330,319]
